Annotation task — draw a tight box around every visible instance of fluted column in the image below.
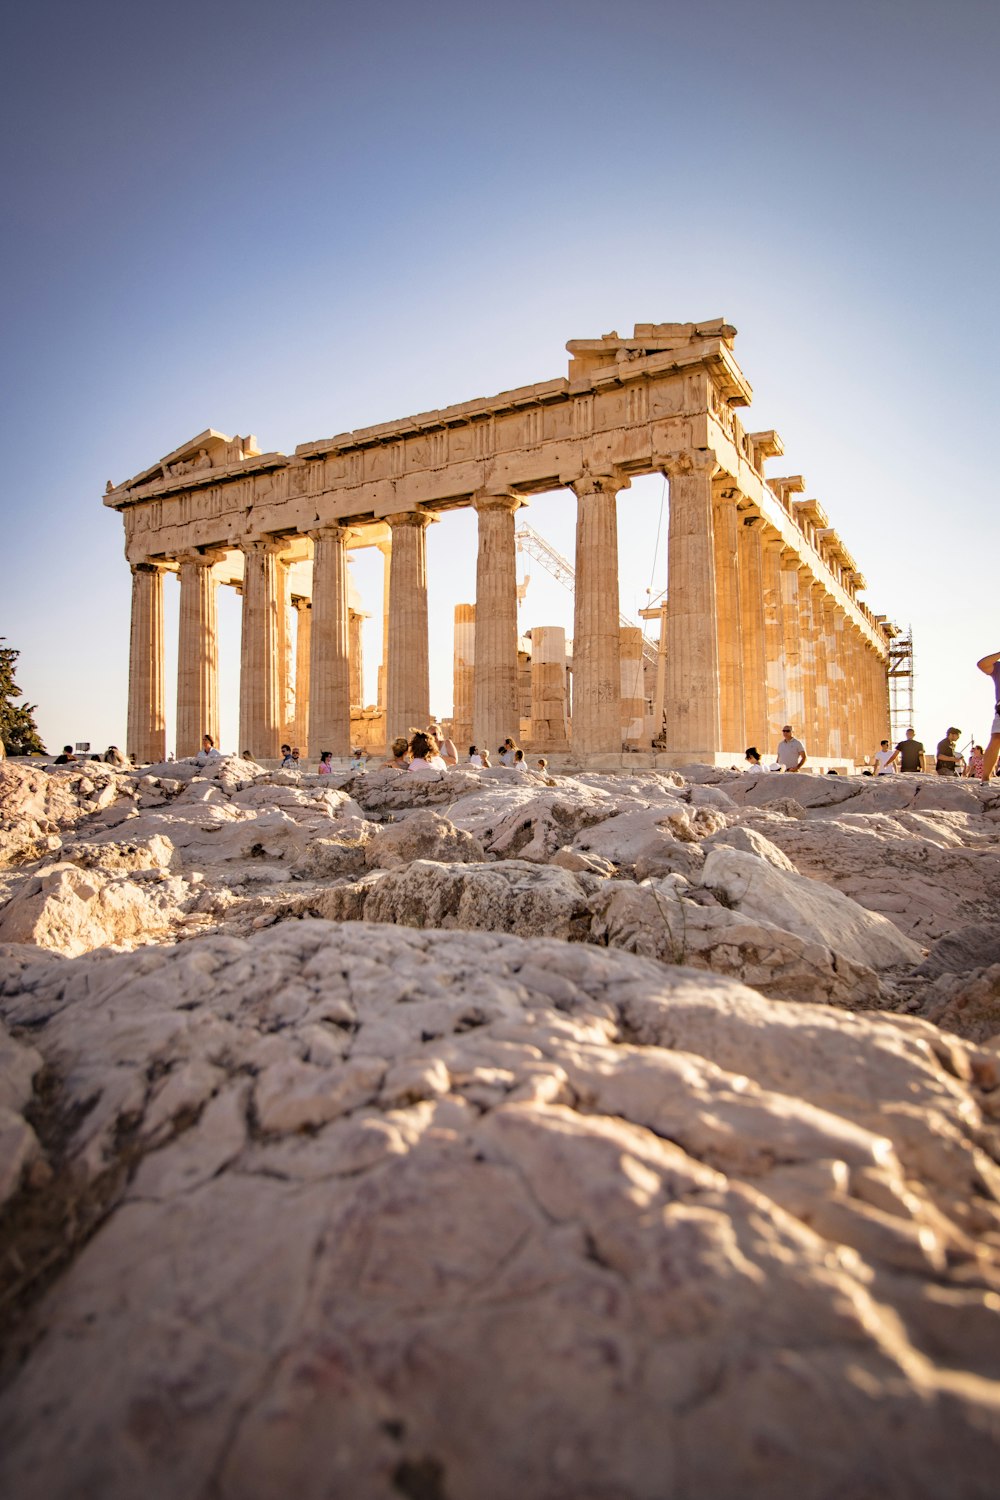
[619,628,646,747]
[127,562,166,764]
[663,452,721,757]
[348,609,365,709]
[796,569,819,754]
[810,582,830,757]
[473,491,522,755]
[309,526,351,757]
[377,539,392,713]
[529,625,569,752]
[738,516,767,752]
[844,624,864,762]
[239,540,284,759]
[292,598,311,752]
[761,530,787,752]
[386,511,432,744]
[277,558,293,742]
[176,553,220,758]
[452,604,476,750]
[822,599,845,759]
[779,550,805,732]
[712,486,746,752]
[570,470,629,757]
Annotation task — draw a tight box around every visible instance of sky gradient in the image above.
[2,0,997,762]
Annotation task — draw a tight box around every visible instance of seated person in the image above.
[407,730,447,776]
[318,751,333,775]
[195,734,221,765]
[54,744,76,764]
[385,736,410,768]
[280,743,295,768]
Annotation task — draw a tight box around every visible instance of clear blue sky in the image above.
[2,0,997,759]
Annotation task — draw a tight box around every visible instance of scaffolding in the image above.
[514,523,658,666]
[888,626,915,742]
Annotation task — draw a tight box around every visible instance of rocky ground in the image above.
[1,754,999,1498]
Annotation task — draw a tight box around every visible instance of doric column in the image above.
[619,628,646,748]
[239,540,284,759]
[127,562,166,764]
[810,581,830,758]
[712,485,746,752]
[473,490,522,756]
[308,526,351,758]
[571,469,630,757]
[761,530,787,753]
[779,550,806,732]
[844,624,864,763]
[663,452,721,758]
[377,539,392,713]
[277,558,293,743]
[452,604,476,751]
[176,552,220,758]
[796,569,819,755]
[292,598,311,752]
[386,511,432,744]
[822,599,845,759]
[738,515,767,753]
[348,609,365,709]
[529,626,569,752]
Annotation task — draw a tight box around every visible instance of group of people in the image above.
[381,727,548,778]
[743,725,809,773]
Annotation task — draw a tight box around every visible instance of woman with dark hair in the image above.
[744,747,762,768]
[385,736,410,768]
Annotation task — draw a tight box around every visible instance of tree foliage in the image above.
[0,638,46,756]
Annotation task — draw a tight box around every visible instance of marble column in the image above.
[377,539,392,714]
[529,626,569,752]
[619,627,646,748]
[386,511,431,744]
[348,609,365,709]
[176,553,219,758]
[844,624,864,762]
[712,486,746,752]
[308,525,351,758]
[825,601,847,760]
[473,491,522,756]
[810,582,830,757]
[239,540,284,759]
[571,469,630,757]
[663,452,721,757]
[761,530,787,753]
[738,515,767,753]
[452,604,475,751]
[127,561,166,764]
[779,550,806,733]
[796,570,819,756]
[292,598,311,752]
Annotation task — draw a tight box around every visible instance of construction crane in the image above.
[514,523,659,667]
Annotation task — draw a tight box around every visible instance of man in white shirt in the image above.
[775,725,807,772]
[872,738,896,774]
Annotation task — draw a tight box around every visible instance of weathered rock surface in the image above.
[0,923,998,1499]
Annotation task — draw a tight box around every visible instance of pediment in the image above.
[107,430,261,497]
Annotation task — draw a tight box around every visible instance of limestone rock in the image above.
[0,923,997,1498]
[364,808,485,870]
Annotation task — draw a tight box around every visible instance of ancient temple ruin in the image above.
[105,320,894,766]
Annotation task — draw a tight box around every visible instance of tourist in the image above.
[775,725,807,772]
[744,746,762,769]
[318,751,333,775]
[536,758,548,773]
[385,736,410,768]
[893,727,925,773]
[407,730,447,776]
[872,739,897,775]
[966,744,985,779]
[499,737,518,766]
[196,734,221,765]
[437,730,459,767]
[241,749,256,762]
[349,747,365,772]
[103,745,126,766]
[280,743,294,767]
[467,745,484,767]
[54,744,76,764]
[291,748,301,767]
[512,749,528,772]
[479,747,491,767]
[935,728,964,777]
[976,649,1000,784]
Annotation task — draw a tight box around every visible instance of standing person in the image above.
[935,728,963,776]
[977,649,1000,784]
[893,727,925,773]
[872,739,897,775]
[775,725,807,772]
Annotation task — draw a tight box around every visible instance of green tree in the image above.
[0,638,46,756]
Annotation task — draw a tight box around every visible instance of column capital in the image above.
[306,523,351,545]
[242,535,289,557]
[386,508,434,530]
[472,489,524,515]
[661,449,719,481]
[292,595,312,612]
[566,467,631,498]
[130,559,164,576]
[176,547,226,568]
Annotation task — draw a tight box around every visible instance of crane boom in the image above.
[515,523,658,666]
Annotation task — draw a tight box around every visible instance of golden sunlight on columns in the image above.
[809,581,830,757]
[619,627,646,749]
[663,452,721,758]
[779,551,806,735]
[473,491,522,756]
[738,514,767,753]
[760,530,787,752]
[239,540,284,760]
[308,526,351,759]
[176,552,220,758]
[292,598,311,754]
[376,539,391,714]
[452,605,475,751]
[571,470,630,757]
[844,625,864,763]
[712,484,746,753]
[349,609,365,710]
[386,511,432,744]
[796,570,819,755]
[826,603,848,759]
[127,562,166,764]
